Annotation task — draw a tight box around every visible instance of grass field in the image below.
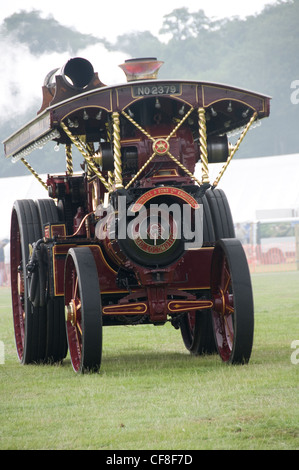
[0,271,299,450]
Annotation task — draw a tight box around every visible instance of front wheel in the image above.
[10,200,47,364]
[64,247,102,373]
[210,239,254,364]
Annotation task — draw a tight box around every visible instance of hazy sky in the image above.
[0,0,278,41]
[0,0,280,118]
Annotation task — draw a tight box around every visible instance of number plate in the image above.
[132,83,181,97]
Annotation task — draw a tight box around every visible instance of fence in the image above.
[242,241,299,273]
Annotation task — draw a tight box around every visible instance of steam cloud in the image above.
[0,40,128,124]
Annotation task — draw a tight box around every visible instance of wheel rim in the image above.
[10,212,25,360]
[210,239,254,364]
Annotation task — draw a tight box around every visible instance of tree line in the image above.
[0,0,298,177]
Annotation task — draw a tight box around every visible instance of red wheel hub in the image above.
[153,138,169,155]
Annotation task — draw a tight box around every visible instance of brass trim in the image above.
[122,106,203,188]
[112,112,124,189]
[103,302,148,315]
[20,158,47,190]
[60,121,110,190]
[65,143,73,175]
[198,108,209,184]
[168,300,213,312]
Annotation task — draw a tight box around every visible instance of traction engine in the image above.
[3,57,271,372]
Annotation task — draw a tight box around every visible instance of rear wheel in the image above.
[210,238,254,364]
[64,247,103,373]
[205,188,235,240]
[35,199,67,362]
[180,309,216,355]
[10,200,47,364]
[180,194,217,355]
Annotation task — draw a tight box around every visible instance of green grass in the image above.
[0,271,299,450]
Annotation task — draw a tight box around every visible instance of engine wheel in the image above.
[180,309,216,355]
[35,199,67,362]
[210,238,254,364]
[205,188,235,239]
[64,247,103,373]
[10,200,47,364]
[180,194,217,355]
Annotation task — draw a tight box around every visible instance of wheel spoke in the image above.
[73,276,78,299]
[223,265,231,293]
[75,324,82,348]
[76,323,82,337]
[224,315,234,347]
[226,305,234,314]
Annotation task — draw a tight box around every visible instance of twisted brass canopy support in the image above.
[65,143,73,176]
[20,158,47,190]
[122,110,154,142]
[165,151,202,187]
[166,107,194,141]
[60,121,110,190]
[112,112,124,189]
[125,152,157,189]
[213,112,258,187]
[198,108,209,184]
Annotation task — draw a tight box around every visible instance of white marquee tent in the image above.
[1,153,299,241]
[198,153,299,222]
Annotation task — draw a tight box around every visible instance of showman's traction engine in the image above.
[3,57,271,373]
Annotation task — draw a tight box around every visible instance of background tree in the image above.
[0,0,298,176]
